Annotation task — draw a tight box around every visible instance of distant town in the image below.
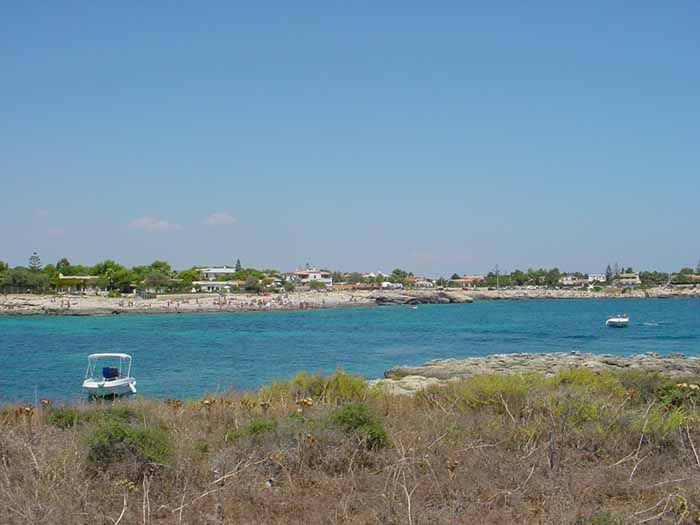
[1,253,699,296]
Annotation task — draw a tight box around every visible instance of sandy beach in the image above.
[0,289,473,316]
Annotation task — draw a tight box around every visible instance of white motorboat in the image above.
[82,353,137,397]
[606,314,630,328]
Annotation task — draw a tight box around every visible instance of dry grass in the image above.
[3,368,700,524]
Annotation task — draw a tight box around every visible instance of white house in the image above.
[381,281,403,290]
[192,280,244,292]
[559,275,586,287]
[614,272,641,288]
[413,277,435,288]
[587,274,607,283]
[200,267,238,281]
[285,268,333,287]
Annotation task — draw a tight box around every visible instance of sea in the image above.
[1,298,699,403]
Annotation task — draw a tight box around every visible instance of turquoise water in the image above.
[1,298,699,403]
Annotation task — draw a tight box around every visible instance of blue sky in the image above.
[2,2,698,276]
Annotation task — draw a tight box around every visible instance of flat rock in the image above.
[384,352,700,380]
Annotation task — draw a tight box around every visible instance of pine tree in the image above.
[56,258,71,272]
[235,259,242,272]
[605,264,613,283]
[28,252,42,271]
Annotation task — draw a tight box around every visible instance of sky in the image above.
[1,2,699,276]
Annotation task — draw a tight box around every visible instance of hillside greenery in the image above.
[5,368,700,522]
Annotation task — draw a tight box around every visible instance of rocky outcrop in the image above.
[371,352,700,395]
[469,288,700,301]
[370,290,473,305]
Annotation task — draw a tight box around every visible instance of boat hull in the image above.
[606,319,629,328]
[82,377,136,397]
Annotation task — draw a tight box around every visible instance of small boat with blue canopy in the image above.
[82,353,137,397]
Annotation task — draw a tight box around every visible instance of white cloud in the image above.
[47,227,65,237]
[128,217,181,232]
[205,212,237,226]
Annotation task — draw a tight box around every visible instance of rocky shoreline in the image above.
[0,286,697,316]
[470,287,700,300]
[370,352,700,395]
[0,289,474,317]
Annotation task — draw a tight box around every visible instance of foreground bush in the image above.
[331,403,389,449]
[4,369,700,523]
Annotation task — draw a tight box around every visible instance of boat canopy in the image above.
[88,353,132,360]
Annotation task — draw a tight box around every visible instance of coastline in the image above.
[372,351,700,395]
[0,289,473,317]
[1,286,698,317]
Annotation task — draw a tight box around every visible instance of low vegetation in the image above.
[4,368,700,523]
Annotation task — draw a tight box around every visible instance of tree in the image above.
[331,271,344,284]
[149,260,172,276]
[144,271,169,292]
[244,276,261,293]
[510,269,527,286]
[178,268,200,284]
[235,259,242,272]
[56,258,71,272]
[0,261,8,274]
[28,252,42,271]
[309,280,326,291]
[390,268,409,285]
[112,268,136,292]
[1,267,49,292]
[42,264,58,279]
[92,260,125,276]
[605,265,613,283]
[346,272,364,284]
[283,281,295,292]
[450,273,461,280]
[640,271,668,286]
[544,268,561,288]
[696,260,700,275]
[492,265,501,289]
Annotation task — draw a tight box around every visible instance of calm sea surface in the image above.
[1,298,699,403]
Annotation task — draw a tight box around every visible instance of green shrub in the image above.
[331,404,388,449]
[225,417,278,442]
[630,405,685,438]
[549,368,625,397]
[618,370,669,403]
[48,404,139,429]
[87,418,170,470]
[324,370,367,404]
[47,407,81,428]
[547,393,607,432]
[290,371,326,399]
[259,370,367,404]
[441,373,542,413]
[309,280,325,290]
